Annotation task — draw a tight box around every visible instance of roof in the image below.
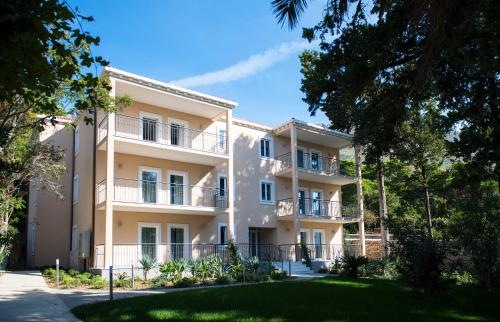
[103,66,238,109]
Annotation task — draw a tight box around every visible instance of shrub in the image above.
[246,256,260,274]
[60,273,80,288]
[214,274,235,285]
[139,256,157,281]
[227,239,240,264]
[270,270,288,280]
[445,271,475,286]
[114,272,131,288]
[174,277,196,288]
[340,254,368,278]
[90,275,106,289]
[301,244,312,267]
[42,267,56,280]
[187,259,201,279]
[205,256,224,278]
[227,262,243,280]
[393,219,446,296]
[78,272,93,285]
[317,267,329,274]
[148,276,169,288]
[67,268,80,277]
[364,258,399,280]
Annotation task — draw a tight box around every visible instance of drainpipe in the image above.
[90,107,97,271]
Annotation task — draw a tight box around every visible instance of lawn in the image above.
[72,277,500,322]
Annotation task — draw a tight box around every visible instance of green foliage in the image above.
[227,262,243,280]
[78,272,93,285]
[270,269,288,281]
[227,239,241,264]
[139,256,157,281]
[214,274,235,285]
[114,272,131,288]
[67,269,80,277]
[392,219,446,296]
[443,271,475,286]
[173,277,196,288]
[90,275,106,289]
[362,259,399,280]
[159,259,185,283]
[246,257,260,274]
[42,267,57,280]
[340,255,368,278]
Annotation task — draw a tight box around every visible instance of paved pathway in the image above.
[0,271,80,322]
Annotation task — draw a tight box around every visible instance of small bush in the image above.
[363,258,399,280]
[246,257,260,274]
[214,274,235,285]
[317,267,329,274]
[42,267,56,280]
[148,276,169,288]
[174,277,196,288]
[90,275,106,289]
[340,254,368,278]
[60,273,80,288]
[67,269,80,277]
[444,271,475,285]
[270,270,288,280]
[139,256,157,281]
[114,272,131,288]
[78,272,93,285]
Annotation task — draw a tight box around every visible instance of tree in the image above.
[0,0,129,262]
[393,102,446,237]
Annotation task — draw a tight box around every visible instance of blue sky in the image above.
[72,0,329,127]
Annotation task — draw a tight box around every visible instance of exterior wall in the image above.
[70,112,96,269]
[26,121,73,268]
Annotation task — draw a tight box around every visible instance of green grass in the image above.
[72,277,500,322]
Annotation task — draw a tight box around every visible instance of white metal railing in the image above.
[113,114,228,155]
[277,198,359,219]
[275,152,340,175]
[95,178,227,208]
[97,116,108,143]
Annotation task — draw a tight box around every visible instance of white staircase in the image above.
[273,261,315,276]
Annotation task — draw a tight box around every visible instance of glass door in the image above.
[140,226,158,260]
[141,170,158,203]
[170,227,185,260]
[249,228,261,258]
[311,190,323,216]
[298,189,307,215]
[169,174,185,205]
[313,231,324,259]
[297,148,305,169]
[311,151,320,171]
[142,117,158,142]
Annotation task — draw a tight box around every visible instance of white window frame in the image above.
[311,188,324,216]
[310,149,322,172]
[297,146,307,169]
[300,228,311,245]
[73,175,79,204]
[217,223,228,245]
[74,125,80,156]
[167,223,190,260]
[313,229,326,259]
[259,179,275,205]
[139,111,163,143]
[259,137,273,159]
[298,187,308,215]
[167,117,189,147]
[216,127,227,152]
[138,166,162,204]
[167,170,188,206]
[217,173,228,200]
[138,222,162,259]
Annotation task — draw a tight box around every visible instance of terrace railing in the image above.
[113,114,228,155]
[275,152,339,175]
[95,178,227,209]
[277,198,359,219]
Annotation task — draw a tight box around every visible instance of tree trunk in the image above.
[424,184,433,238]
[377,157,390,256]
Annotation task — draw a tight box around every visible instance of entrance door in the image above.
[169,173,186,205]
[141,170,158,204]
[169,225,187,260]
[249,228,261,258]
[313,230,325,259]
[311,190,323,216]
[298,189,307,215]
[310,151,321,171]
[140,224,159,260]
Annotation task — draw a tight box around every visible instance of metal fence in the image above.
[95,178,227,208]
[113,114,227,154]
[277,198,359,219]
[275,152,340,175]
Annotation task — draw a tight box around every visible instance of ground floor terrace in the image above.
[92,210,367,270]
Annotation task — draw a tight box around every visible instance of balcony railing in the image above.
[275,152,339,175]
[97,115,108,143]
[277,198,359,219]
[93,243,370,268]
[96,178,227,209]
[112,114,228,155]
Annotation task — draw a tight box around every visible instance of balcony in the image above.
[276,198,360,223]
[97,114,229,166]
[96,178,227,215]
[275,152,356,185]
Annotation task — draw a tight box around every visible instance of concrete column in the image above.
[104,80,116,268]
[226,109,235,241]
[290,124,300,246]
[355,145,366,256]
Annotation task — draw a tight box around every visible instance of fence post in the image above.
[131,263,135,289]
[288,260,291,277]
[242,259,245,284]
[56,258,60,287]
[109,265,113,301]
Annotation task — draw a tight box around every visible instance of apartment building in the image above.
[28,67,366,272]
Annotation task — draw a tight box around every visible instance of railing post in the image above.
[55,258,60,288]
[288,260,292,277]
[131,263,135,289]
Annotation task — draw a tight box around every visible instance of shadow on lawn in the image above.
[72,277,500,322]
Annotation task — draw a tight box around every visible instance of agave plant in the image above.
[246,256,260,274]
[139,256,157,281]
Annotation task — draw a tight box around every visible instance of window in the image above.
[217,175,227,200]
[217,129,227,152]
[73,175,79,204]
[218,223,228,245]
[168,118,188,147]
[260,138,272,158]
[259,180,274,204]
[140,111,162,143]
[74,126,80,155]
